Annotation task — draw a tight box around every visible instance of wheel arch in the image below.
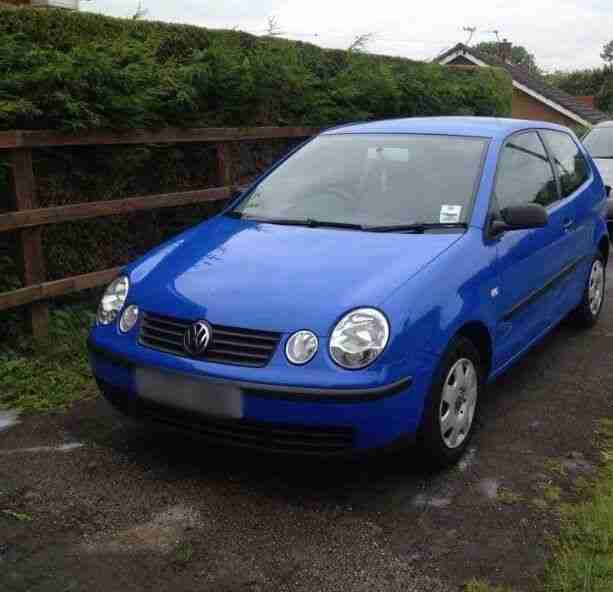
[455,321,493,381]
[598,235,609,265]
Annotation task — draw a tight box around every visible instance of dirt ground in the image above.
[2,265,612,592]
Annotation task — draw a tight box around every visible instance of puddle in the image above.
[0,410,20,433]
[562,459,595,473]
[412,494,452,508]
[458,447,477,472]
[478,478,500,500]
[0,442,84,455]
[81,505,203,554]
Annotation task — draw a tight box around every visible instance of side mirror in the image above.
[490,204,548,236]
[606,185,611,198]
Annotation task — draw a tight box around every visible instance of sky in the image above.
[85,0,612,72]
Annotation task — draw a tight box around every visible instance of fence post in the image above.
[9,148,49,339]
[216,142,233,189]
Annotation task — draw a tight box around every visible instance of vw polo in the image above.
[88,117,609,466]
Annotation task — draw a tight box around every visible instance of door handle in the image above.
[563,218,575,232]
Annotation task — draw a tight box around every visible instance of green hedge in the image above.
[0,9,512,130]
[0,9,512,337]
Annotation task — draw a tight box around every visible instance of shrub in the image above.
[0,9,512,131]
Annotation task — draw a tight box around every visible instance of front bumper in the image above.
[88,335,433,454]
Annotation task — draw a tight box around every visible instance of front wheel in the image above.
[570,254,606,328]
[417,336,483,468]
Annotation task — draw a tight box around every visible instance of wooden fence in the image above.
[0,126,319,338]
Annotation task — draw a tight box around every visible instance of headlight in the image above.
[97,276,129,326]
[286,330,318,365]
[329,308,389,369]
[119,305,139,333]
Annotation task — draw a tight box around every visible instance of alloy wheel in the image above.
[588,259,605,316]
[439,358,478,449]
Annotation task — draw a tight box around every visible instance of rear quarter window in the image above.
[541,130,590,198]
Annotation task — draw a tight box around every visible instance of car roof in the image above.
[592,120,613,129]
[321,116,574,140]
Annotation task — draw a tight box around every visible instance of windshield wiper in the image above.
[302,219,364,230]
[224,212,305,224]
[225,213,364,230]
[364,222,468,233]
[226,213,467,233]
[593,156,613,159]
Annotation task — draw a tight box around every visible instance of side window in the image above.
[541,130,590,198]
[495,131,558,210]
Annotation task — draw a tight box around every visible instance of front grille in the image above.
[139,311,281,368]
[99,381,355,455]
[141,401,355,455]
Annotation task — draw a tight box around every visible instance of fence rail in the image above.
[0,126,319,149]
[0,125,319,338]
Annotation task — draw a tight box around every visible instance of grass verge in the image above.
[0,304,97,414]
[543,419,613,592]
[464,421,613,592]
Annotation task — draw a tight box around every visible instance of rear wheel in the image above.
[571,254,605,328]
[417,336,482,468]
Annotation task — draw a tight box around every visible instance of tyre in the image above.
[571,254,606,328]
[417,336,483,468]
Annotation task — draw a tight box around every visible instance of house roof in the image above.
[436,43,609,127]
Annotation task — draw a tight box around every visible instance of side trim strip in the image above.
[87,339,412,402]
[501,256,585,322]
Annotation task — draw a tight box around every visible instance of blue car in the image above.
[88,117,609,467]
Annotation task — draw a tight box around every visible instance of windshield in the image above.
[583,127,613,158]
[232,134,488,228]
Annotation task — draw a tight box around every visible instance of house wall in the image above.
[446,55,475,66]
[511,87,576,126]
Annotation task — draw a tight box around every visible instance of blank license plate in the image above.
[134,368,243,419]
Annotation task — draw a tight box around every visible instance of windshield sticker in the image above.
[440,205,462,224]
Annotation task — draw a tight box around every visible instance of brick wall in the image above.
[511,87,576,126]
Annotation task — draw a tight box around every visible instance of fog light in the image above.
[119,305,139,333]
[285,330,318,365]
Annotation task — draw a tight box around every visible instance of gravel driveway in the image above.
[1,263,612,592]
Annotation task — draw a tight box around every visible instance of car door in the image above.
[540,129,594,317]
[491,130,573,368]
